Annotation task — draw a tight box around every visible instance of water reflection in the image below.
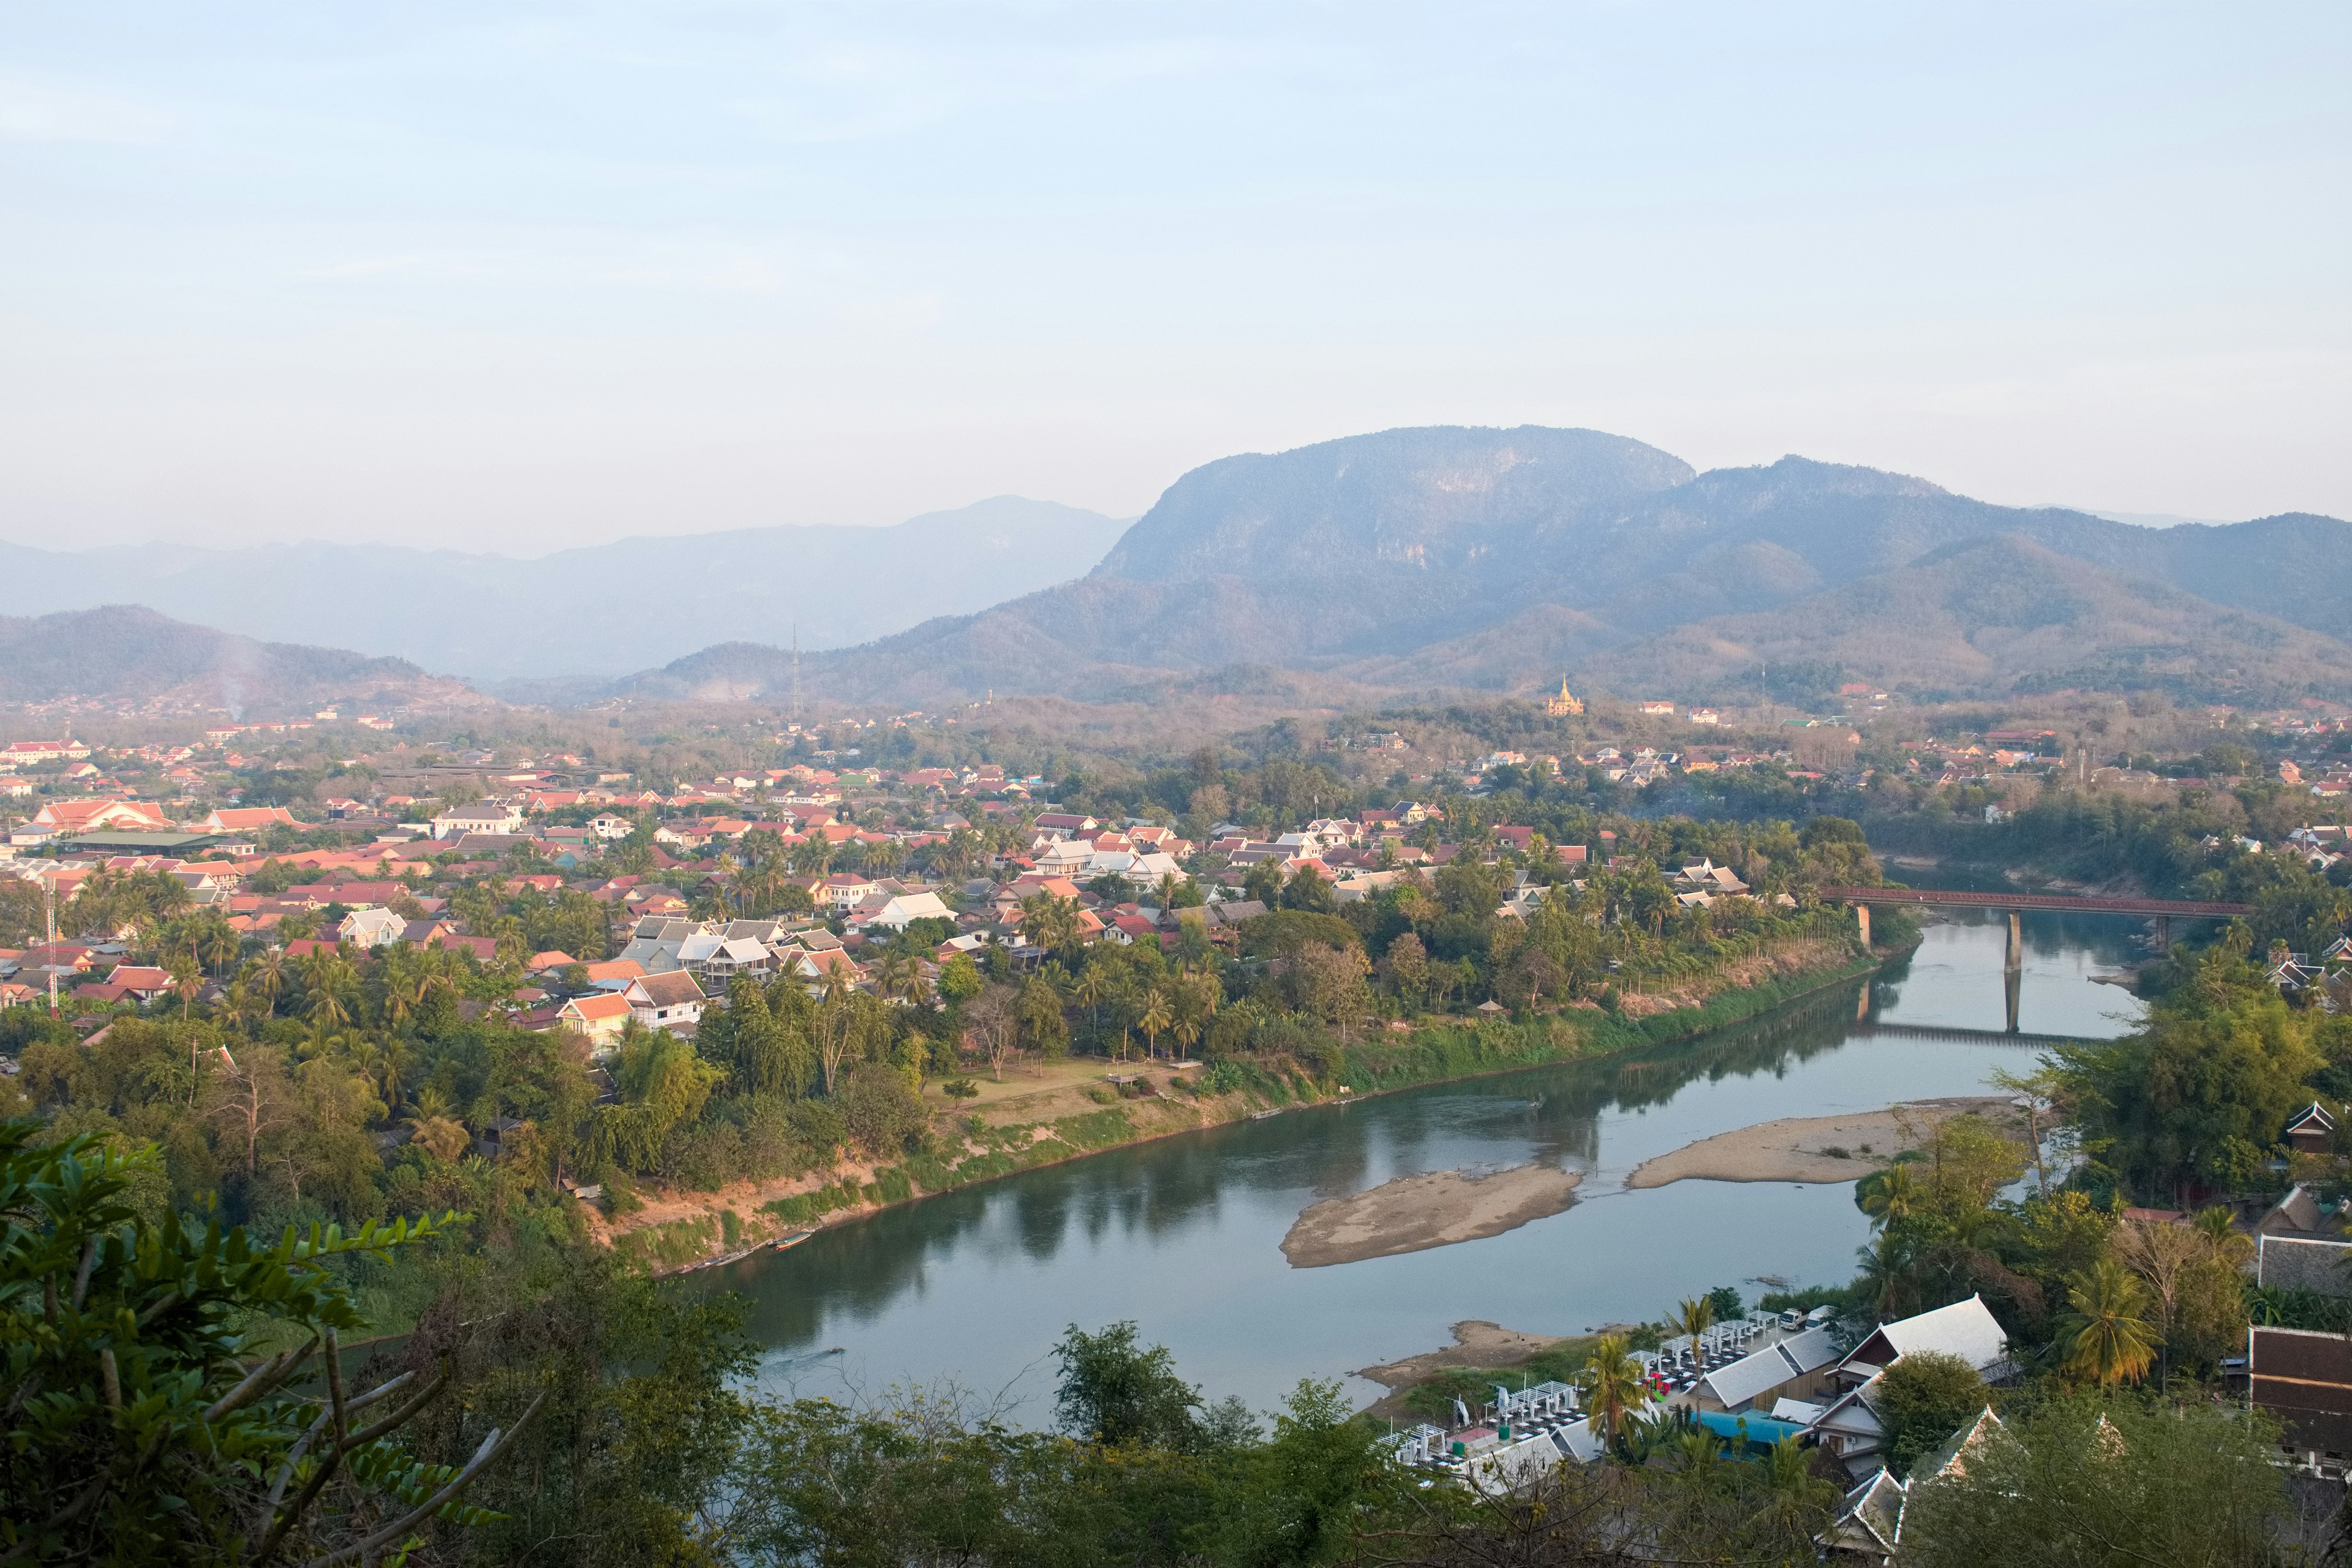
[694,913,2143,1417]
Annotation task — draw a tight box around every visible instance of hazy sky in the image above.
[2,2,2346,553]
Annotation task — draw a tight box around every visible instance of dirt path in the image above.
[1281,1163,1581,1268]
[1624,1096,2022,1188]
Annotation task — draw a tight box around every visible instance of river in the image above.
[694,908,2152,1419]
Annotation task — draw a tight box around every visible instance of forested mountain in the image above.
[0,606,472,714]
[0,497,1128,681]
[620,426,2352,707]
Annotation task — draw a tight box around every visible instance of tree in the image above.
[1053,1321,1207,1450]
[205,1041,294,1180]
[1017,975,1069,1061]
[837,1061,926,1159]
[0,1120,530,1563]
[1137,987,1172,1060]
[1381,930,1430,1008]
[2056,1258,2160,1386]
[1670,1295,1715,1366]
[935,953,984,1008]
[1874,1350,1988,1475]
[1575,1333,1644,1446]
[963,984,1022,1081]
[1899,1396,2290,1567]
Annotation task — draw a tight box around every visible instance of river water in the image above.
[696,910,2152,1419]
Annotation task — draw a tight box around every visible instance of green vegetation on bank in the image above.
[10,1123,2315,1566]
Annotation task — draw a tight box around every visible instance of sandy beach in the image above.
[1281,1164,1582,1268]
[1624,1096,2022,1189]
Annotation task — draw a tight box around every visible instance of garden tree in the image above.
[1137,987,1174,1058]
[1899,1395,2291,1568]
[1017,974,1071,1060]
[1380,930,1430,1008]
[2057,944,2323,1202]
[1873,1351,1988,1475]
[1913,1112,2029,1210]
[1279,864,1335,914]
[717,974,812,1099]
[1575,1333,1643,1446]
[590,1028,723,1177]
[836,1061,927,1159]
[0,875,43,946]
[0,1121,526,1564]
[1169,970,1219,1057]
[935,952,985,1008]
[477,1025,601,1174]
[1281,943,1373,1044]
[812,988,891,1096]
[1496,943,1565,1011]
[2056,1258,2160,1386]
[205,1041,297,1182]
[963,983,1022,1080]
[1669,1295,1715,1363]
[1019,891,1084,956]
[1242,859,1285,908]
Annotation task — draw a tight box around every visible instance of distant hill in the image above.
[1578,535,2352,705]
[617,426,2352,707]
[0,497,1128,681]
[0,606,473,715]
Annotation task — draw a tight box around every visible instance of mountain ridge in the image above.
[614,426,2352,708]
[0,497,1129,681]
[0,606,480,715]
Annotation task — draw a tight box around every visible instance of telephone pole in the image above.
[791,622,801,726]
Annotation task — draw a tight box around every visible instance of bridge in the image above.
[1855,1022,2098,1049]
[1815,884,2244,1035]
[1814,887,2250,920]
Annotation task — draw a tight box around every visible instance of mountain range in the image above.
[0,497,1127,683]
[618,426,2352,709]
[0,605,476,714]
[13,426,2348,714]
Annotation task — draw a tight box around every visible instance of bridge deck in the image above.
[1817,886,2248,918]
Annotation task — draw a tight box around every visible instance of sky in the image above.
[1,2,2346,554]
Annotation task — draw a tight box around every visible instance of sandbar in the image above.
[1624,1096,2021,1189]
[1356,1320,1570,1389]
[1282,1164,1580,1268]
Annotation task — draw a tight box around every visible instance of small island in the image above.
[1281,1164,1582,1268]
[1625,1096,2022,1188]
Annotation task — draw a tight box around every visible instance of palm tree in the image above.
[1577,1334,1644,1447]
[170,956,201,1022]
[195,915,239,978]
[1072,965,1111,1039]
[251,949,287,1014]
[1137,987,1172,1060]
[1671,1295,1716,1367]
[1858,1162,1924,1228]
[2058,1258,2160,1386]
[1856,1229,1917,1320]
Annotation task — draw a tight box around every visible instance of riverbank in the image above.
[603,945,1892,1275]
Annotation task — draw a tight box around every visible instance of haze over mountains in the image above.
[0,497,1127,683]
[0,605,472,714]
[624,426,2352,709]
[14,426,2350,714]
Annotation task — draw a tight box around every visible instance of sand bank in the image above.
[1625,1096,2021,1189]
[1355,1320,1570,1389]
[1282,1164,1581,1268]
